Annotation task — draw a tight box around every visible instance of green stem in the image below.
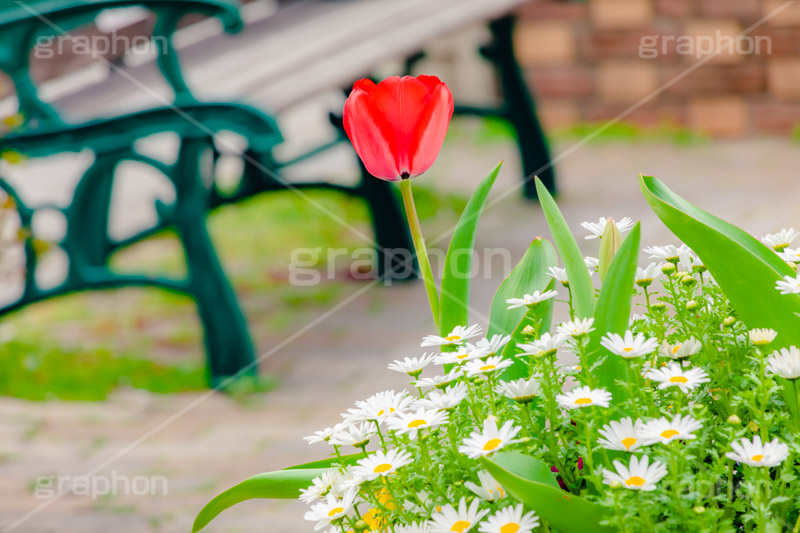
[399,179,440,330]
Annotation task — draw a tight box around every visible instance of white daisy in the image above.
[464,470,506,502]
[601,331,659,359]
[505,290,559,309]
[558,363,583,376]
[388,353,436,376]
[556,318,596,338]
[459,418,522,459]
[422,325,482,347]
[748,328,778,346]
[472,334,512,356]
[775,274,800,295]
[329,422,376,448]
[602,455,668,491]
[548,266,569,286]
[635,262,664,287]
[584,256,600,270]
[351,448,413,481]
[778,247,800,263]
[726,436,789,467]
[659,338,702,360]
[303,490,356,531]
[415,383,468,410]
[478,504,539,533]
[434,345,488,365]
[464,356,514,378]
[300,471,336,503]
[641,414,702,445]
[761,228,800,251]
[387,407,449,440]
[556,385,612,410]
[430,497,489,533]
[644,244,694,265]
[645,363,710,393]
[495,377,541,403]
[517,332,568,358]
[766,346,800,380]
[344,390,414,424]
[396,522,432,533]
[304,424,346,445]
[581,216,634,240]
[597,417,646,452]
[414,369,464,389]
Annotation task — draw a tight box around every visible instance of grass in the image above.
[1,185,465,402]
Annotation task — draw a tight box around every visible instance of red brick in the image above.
[590,0,654,30]
[517,0,588,20]
[582,29,678,60]
[697,0,760,19]
[763,0,800,26]
[656,0,693,18]
[767,59,800,100]
[516,21,577,66]
[537,99,581,130]
[526,66,594,98]
[584,103,687,128]
[688,96,749,137]
[750,28,800,55]
[752,101,800,134]
[661,64,765,95]
[597,60,660,103]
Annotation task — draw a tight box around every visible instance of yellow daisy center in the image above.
[445,335,461,342]
[751,454,764,462]
[483,438,503,451]
[373,463,393,474]
[480,365,496,371]
[408,419,428,428]
[451,520,471,532]
[621,437,637,450]
[661,429,679,439]
[669,376,688,383]
[328,507,344,517]
[574,397,593,405]
[500,523,520,533]
[672,345,681,354]
[456,353,469,359]
[623,347,634,353]
[377,409,385,416]
[625,476,646,487]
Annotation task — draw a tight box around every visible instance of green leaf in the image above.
[439,162,502,335]
[640,175,800,415]
[535,177,595,318]
[598,218,623,282]
[284,453,361,470]
[588,223,641,404]
[482,452,614,533]
[501,279,557,380]
[192,469,327,532]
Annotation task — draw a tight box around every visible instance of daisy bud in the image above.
[692,264,707,274]
[651,302,667,312]
[694,506,705,514]
[686,300,699,311]
[723,316,737,328]
[609,480,622,489]
[521,325,536,337]
[661,263,676,275]
[727,414,741,425]
[680,275,696,287]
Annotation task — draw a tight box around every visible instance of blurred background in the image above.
[0,0,799,531]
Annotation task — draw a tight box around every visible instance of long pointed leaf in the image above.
[535,177,595,318]
[439,162,502,335]
[482,452,613,533]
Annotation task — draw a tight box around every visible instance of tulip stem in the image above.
[399,178,440,330]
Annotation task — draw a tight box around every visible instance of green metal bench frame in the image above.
[0,0,414,386]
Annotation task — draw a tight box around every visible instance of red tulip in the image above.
[343,75,454,181]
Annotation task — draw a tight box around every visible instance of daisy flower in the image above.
[725,436,789,467]
[645,363,710,393]
[548,266,569,286]
[415,383,468,410]
[351,448,413,481]
[601,331,659,358]
[556,385,612,410]
[635,262,664,287]
[495,377,541,403]
[459,418,522,459]
[556,317,596,338]
[329,422,375,448]
[761,227,800,251]
[602,455,668,491]
[429,497,488,533]
[478,504,539,533]
[766,346,800,380]
[422,325,482,347]
[644,244,693,265]
[303,424,345,445]
[641,414,702,445]
[434,345,487,365]
[597,417,646,452]
[558,363,582,376]
[388,353,436,376]
[778,247,800,263]
[581,216,634,240]
[414,369,464,389]
[303,490,356,531]
[300,471,336,503]
[387,407,449,440]
[748,328,778,346]
[344,390,413,424]
[464,356,513,378]
[472,334,512,356]
[396,522,432,533]
[465,471,505,502]
[517,332,568,358]
[775,273,800,295]
[505,290,559,309]
[584,256,600,270]
[659,338,702,360]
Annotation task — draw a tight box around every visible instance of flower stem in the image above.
[399,179,440,330]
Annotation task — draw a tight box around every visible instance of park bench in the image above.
[0,0,554,386]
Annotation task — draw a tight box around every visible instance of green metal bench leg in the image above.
[486,15,556,200]
[173,137,257,385]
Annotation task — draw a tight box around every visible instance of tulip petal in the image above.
[407,82,454,177]
[343,86,401,180]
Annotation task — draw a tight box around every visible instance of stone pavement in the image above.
[1,136,799,532]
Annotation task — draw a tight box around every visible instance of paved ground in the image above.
[1,134,800,532]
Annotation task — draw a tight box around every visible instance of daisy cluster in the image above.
[298,223,800,532]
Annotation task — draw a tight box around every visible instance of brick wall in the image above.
[516,0,800,137]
